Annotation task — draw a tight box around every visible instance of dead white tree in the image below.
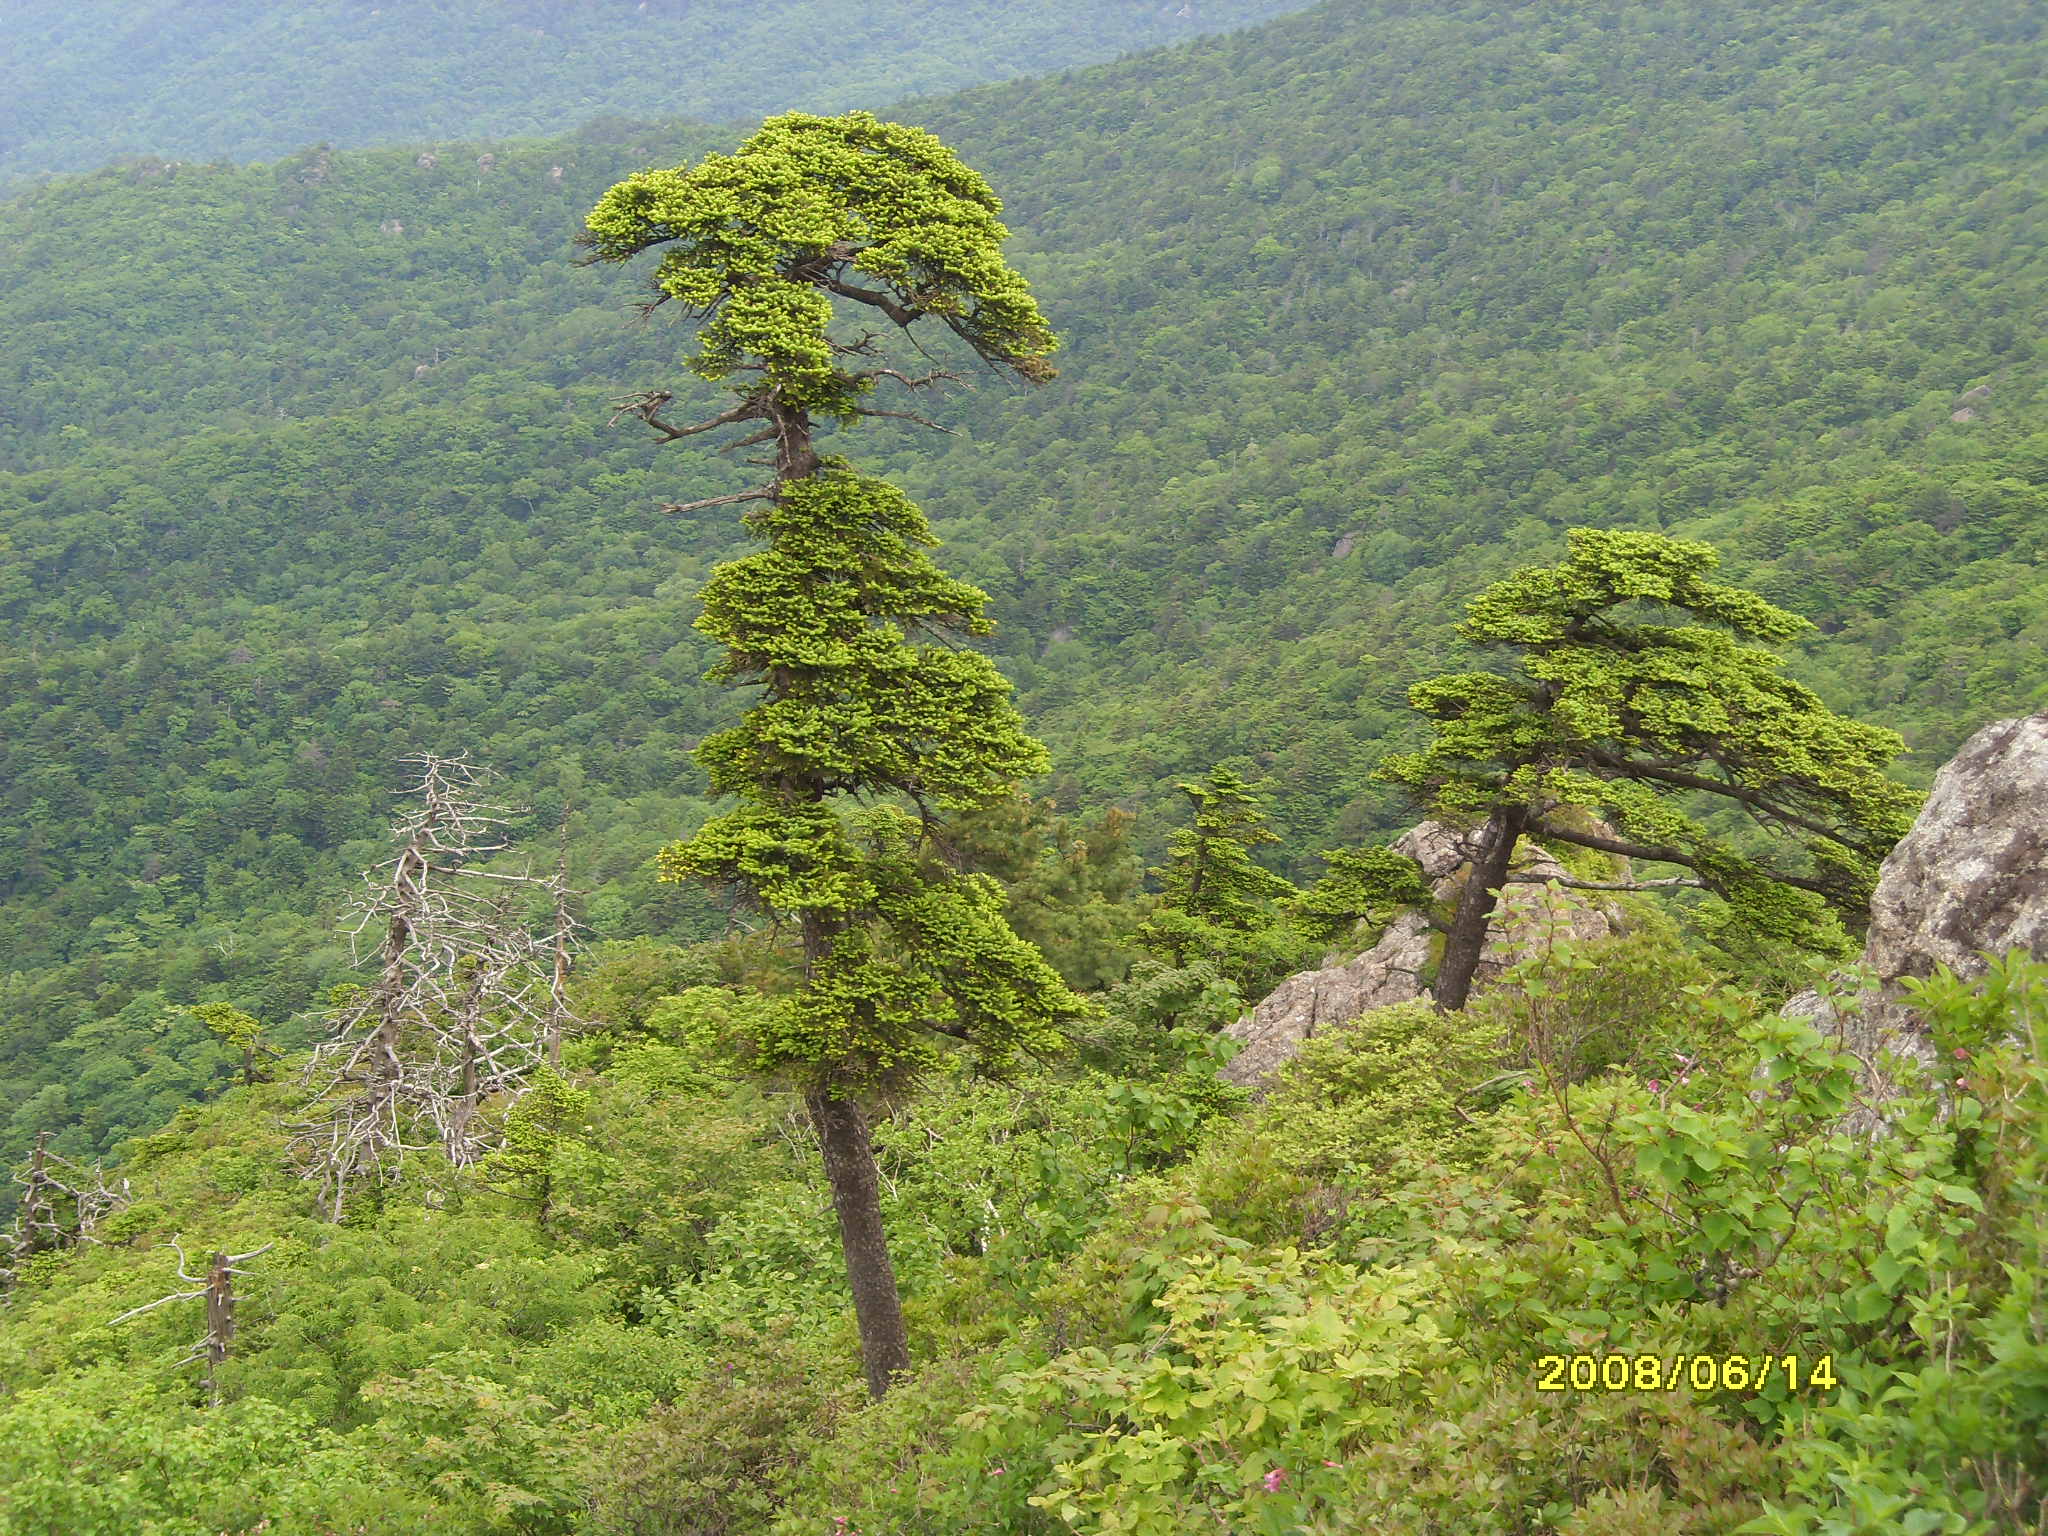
[3,1132,130,1296]
[290,755,583,1219]
[109,1236,273,1405]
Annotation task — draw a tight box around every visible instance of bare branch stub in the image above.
[659,488,778,515]
[108,1237,274,1404]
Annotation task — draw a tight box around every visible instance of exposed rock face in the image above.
[1221,911,1433,1087]
[1866,714,2048,980]
[1782,712,2048,1075]
[1223,819,1627,1087]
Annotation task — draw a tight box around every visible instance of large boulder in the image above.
[1222,818,1626,1087]
[1783,711,2048,1078]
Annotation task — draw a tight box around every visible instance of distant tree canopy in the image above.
[0,0,1309,190]
[1,0,2044,1186]
[1379,529,1924,1006]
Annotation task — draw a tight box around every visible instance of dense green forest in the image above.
[2,0,2043,1179]
[5,797,2046,1532]
[0,0,1311,191]
[1,0,2047,1526]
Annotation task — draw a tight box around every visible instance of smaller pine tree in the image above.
[1135,770,1309,999]
[1376,528,1922,1008]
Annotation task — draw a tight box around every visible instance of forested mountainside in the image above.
[3,0,2043,1176]
[0,0,1311,192]
[4,4,2048,1531]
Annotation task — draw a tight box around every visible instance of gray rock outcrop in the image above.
[1782,711,2048,1077]
[1222,819,1627,1087]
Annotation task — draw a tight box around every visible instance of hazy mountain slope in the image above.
[0,0,1310,190]
[2,0,2045,1170]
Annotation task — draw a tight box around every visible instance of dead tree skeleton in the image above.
[2,1131,130,1296]
[290,755,582,1220]
[109,1236,273,1405]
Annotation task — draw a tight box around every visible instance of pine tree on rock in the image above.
[1378,529,1923,1009]
[583,111,1082,1399]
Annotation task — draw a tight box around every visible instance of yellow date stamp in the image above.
[1534,1352,1838,1394]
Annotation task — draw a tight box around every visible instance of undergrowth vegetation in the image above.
[2,934,2041,1532]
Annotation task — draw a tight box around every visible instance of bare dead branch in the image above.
[107,1239,274,1405]
[850,406,956,433]
[293,755,587,1218]
[718,425,780,454]
[108,1287,205,1328]
[660,487,777,514]
[609,391,765,443]
[1503,873,1707,892]
[4,1132,131,1293]
[820,274,921,329]
[849,366,962,391]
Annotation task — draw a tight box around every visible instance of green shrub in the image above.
[964,1246,1447,1536]
[591,1326,856,1536]
[1474,927,1737,1086]
[1246,998,1504,1185]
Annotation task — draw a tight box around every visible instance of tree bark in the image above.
[202,1250,235,1405]
[806,1085,910,1399]
[1434,804,1529,1011]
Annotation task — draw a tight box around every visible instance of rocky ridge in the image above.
[1221,818,1628,1086]
[1782,710,2048,1085]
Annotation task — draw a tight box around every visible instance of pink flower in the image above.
[1646,1078,1663,1093]
[1263,1468,1286,1493]
[1323,1459,1340,1468]
[990,1466,1006,1477]
[1953,1048,1969,1060]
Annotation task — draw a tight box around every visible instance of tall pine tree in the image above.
[582,111,1081,1398]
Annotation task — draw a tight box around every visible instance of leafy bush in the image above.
[592,1325,857,1536]
[1475,925,1736,1086]
[966,1246,1446,1535]
[1245,997,1503,1186]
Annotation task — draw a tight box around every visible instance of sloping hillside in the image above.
[0,0,1310,189]
[2,0,2044,1169]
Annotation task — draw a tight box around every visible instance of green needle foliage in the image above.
[1291,846,1435,949]
[1135,769,1308,999]
[185,1003,273,1089]
[1379,528,1924,1007]
[581,109,1057,421]
[583,111,1082,1398]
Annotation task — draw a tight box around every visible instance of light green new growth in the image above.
[582,110,1056,420]
[585,110,1076,1398]
[585,110,1079,1091]
[1379,528,1923,963]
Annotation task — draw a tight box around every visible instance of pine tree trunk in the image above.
[806,1085,910,1399]
[1434,804,1528,1011]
